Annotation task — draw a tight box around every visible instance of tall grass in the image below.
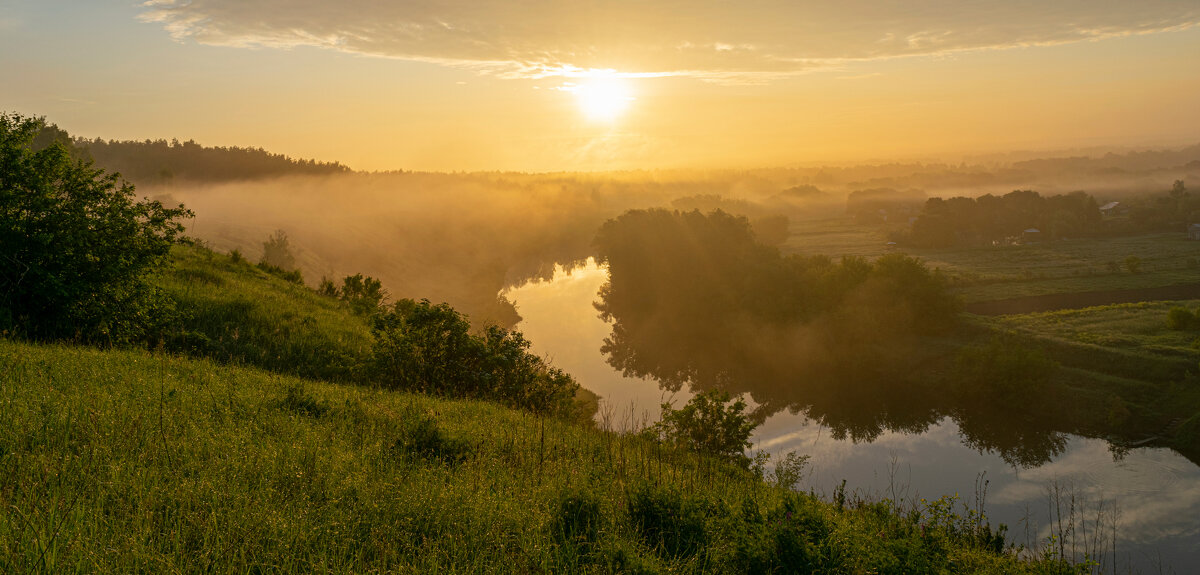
[0,339,1087,573]
[154,244,373,382]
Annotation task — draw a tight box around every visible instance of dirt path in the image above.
[964,282,1200,316]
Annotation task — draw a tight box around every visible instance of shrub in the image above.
[551,487,604,551]
[340,273,386,315]
[393,412,470,464]
[1124,255,1142,274]
[278,383,329,418]
[371,299,580,416]
[627,483,708,559]
[651,389,757,467]
[316,276,340,298]
[1166,306,1199,331]
[0,113,191,344]
[256,261,304,284]
[260,229,296,270]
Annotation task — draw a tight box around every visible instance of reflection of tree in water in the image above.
[599,303,1070,466]
[593,208,1069,467]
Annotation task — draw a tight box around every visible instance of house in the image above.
[1188,223,1200,240]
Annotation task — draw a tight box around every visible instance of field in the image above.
[783,220,1199,303]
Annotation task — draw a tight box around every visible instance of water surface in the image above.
[505,260,1200,571]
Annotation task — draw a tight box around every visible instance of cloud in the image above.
[139,1,1200,82]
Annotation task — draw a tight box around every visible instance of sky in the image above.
[2,0,1199,172]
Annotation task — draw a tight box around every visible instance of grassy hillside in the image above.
[154,243,374,382]
[0,241,1098,573]
[1,339,1080,573]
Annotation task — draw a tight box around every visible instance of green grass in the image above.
[154,243,374,382]
[782,220,1200,303]
[964,304,1200,458]
[0,339,1084,573]
[991,301,1200,360]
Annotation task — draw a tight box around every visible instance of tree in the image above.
[260,229,296,270]
[0,113,192,343]
[652,389,757,467]
[371,298,580,416]
[340,273,386,315]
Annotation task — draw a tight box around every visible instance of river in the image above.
[504,258,1200,572]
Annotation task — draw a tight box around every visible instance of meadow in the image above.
[0,241,1108,573]
[2,335,1079,574]
[782,220,1199,303]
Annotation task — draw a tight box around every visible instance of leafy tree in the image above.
[260,229,296,270]
[371,298,580,416]
[340,273,386,315]
[0,113,192,343]
[652,389,757,467]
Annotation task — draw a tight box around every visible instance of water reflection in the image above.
[504,260,1200,569]
[596,275,1073,468]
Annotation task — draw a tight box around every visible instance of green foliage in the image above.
[0,112,192,344]
[628,483,710,559]
[371,299,580,417]
[1166,306,1200,330]
[75,136,350,185]
[340,273,387,315]
[278,382,330,418]
[910,190,1101,247]
[317,276,340,297]
[0,339,1103,573]
[157,244,372,382]
[771,451,811,491]
[550,487,604,555]
[652,389,757,467]
[255,261,304,284]
[393,412,471,464]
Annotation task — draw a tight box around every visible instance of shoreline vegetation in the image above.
[4,112,1199,571]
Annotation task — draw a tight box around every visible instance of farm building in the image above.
[1189,223,1200,240]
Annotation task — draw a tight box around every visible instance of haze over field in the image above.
[3,1,1200,172]
[7,3,1200,572]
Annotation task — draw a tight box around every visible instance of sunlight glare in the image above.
[568,76,635,122]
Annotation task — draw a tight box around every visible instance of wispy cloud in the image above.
[138,1,1200,83]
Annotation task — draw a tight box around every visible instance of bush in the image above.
[371,299,580,416]
[260,229,296,270]
[551,487,604,551]
[1166,306,1199,331]
[393,412,471,464]
[628,483,709,559]
[0,113,191,344]
[651,389,757,467]
[1124,255,1142,274]
[340,273,386,315]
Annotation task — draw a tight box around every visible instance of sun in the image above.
[568,76,635,122]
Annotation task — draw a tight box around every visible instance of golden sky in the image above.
[3,1,1199,171]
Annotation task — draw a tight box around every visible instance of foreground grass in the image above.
[1,339,1082,574]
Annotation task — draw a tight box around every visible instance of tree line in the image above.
[33,120,350,185]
